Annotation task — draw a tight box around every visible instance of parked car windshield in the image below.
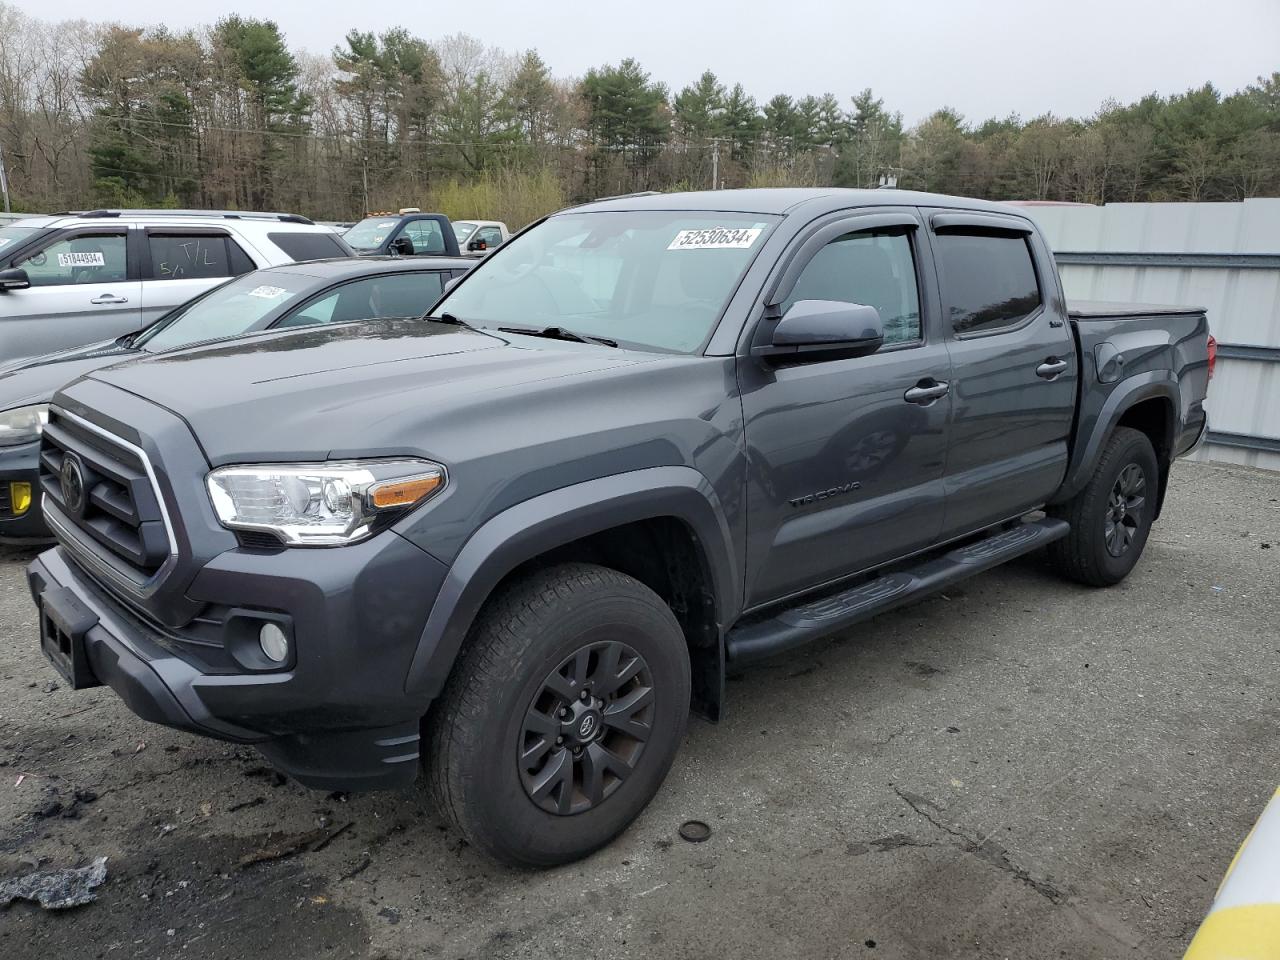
[0,223,41,253]
[134,272,315,352]
[431,211,778,353]
[453,221,478,242]
[344,217,401,252]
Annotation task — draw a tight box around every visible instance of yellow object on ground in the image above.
[1185,788,1280,959]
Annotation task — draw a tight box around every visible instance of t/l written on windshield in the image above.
[667,227,763,250]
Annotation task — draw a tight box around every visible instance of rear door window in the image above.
[19,232,128,286]
[934,231,1042,334]
[267,231,350,262]
[146,234,243,281]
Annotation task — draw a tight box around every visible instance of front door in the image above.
[0,228,141,364]
[739,212,952,609]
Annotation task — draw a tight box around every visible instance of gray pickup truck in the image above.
[27,189,1211,867]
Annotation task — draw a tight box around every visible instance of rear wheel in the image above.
[1048,426,1159,587]
[426,562,690,867]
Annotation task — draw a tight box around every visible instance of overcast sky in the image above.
[34,0,1280,125]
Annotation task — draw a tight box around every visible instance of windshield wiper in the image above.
[496,325,618,348]
[427,312,478,330]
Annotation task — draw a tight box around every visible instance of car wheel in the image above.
[426,562,690,867]
[1047,426,1160,587]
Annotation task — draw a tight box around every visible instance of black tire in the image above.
[1047,426,1160,587]
[426,562,690,867]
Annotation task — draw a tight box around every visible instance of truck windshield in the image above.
[135,272,313,352]
[453,222,478,242]
[431,211,777,353]
[344,217,402,252]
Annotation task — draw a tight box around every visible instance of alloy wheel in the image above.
[1104,462,1147,557]
[518,641,655,815]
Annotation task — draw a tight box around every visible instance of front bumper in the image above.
[28,530,449,792]
[0,439,51,542]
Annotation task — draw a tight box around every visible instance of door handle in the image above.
[904,379,950,405]
[1036,358,1069,379]
[89,294,129,305]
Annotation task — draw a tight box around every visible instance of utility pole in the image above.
[361,153,369,215]
[0,140,11,214]
[710,138,719,191]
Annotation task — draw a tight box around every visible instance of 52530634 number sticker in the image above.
[667,227,763,251]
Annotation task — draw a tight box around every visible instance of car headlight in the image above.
[207,459,445,546]
[0,404,49,447]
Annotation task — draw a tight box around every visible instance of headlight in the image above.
[0,404,49,447]
[207,459,445,546]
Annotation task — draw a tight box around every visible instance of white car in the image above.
[452,219,511,255]
[0,209,355,365]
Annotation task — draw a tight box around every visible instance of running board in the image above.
[725,518,1070,664]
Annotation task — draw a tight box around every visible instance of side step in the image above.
[725,517,1070,664]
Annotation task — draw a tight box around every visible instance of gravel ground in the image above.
[0,457,1277,959]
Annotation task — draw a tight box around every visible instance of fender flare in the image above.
[1052,373,1178,504]
[403,466,738,699]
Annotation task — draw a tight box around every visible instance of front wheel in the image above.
[1047,426,1160,587]
[426,562,690,867]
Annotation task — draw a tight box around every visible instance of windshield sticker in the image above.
[376,221,396,229]
[57,251,105,268]
[247,285,288,299]
[668,227,763,251]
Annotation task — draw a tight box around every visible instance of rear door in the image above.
[738,209,953,608]
[924,211,1077,539]
[139,228,257,325]
[0,226,141,363]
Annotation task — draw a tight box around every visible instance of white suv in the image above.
[0,210,355,365]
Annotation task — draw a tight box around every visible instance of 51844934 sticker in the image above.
[667,227,763,251]
[57,251,105,268]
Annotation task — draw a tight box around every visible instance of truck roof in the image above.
[569,187,1031,218]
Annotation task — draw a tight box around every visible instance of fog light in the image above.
[10,482,31,516]
[259,623,289,663]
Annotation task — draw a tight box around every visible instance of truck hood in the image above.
[81,318,655,464]
[0,339,139,411]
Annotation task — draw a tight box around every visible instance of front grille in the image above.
[0,483,10,518]
[39,410,173,582]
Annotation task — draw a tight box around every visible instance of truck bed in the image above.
[1060,302,1210,495]
[1069,300,1205,320]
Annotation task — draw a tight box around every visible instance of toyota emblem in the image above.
[60,453,86,514]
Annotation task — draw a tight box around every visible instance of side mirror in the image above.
[755,300,884,363]
[467,238,488,252]
[443,275,463,293]
[389,236,415,257]
[0,267,30,291]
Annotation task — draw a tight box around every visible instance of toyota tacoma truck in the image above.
[26,189,1212,867]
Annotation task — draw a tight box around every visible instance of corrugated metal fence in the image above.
[1025,198,1280,471]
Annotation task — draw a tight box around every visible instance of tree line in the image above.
[2,4,1277,224]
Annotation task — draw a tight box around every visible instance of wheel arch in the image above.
[404,466,738,719]
[1053,374,1178,512]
